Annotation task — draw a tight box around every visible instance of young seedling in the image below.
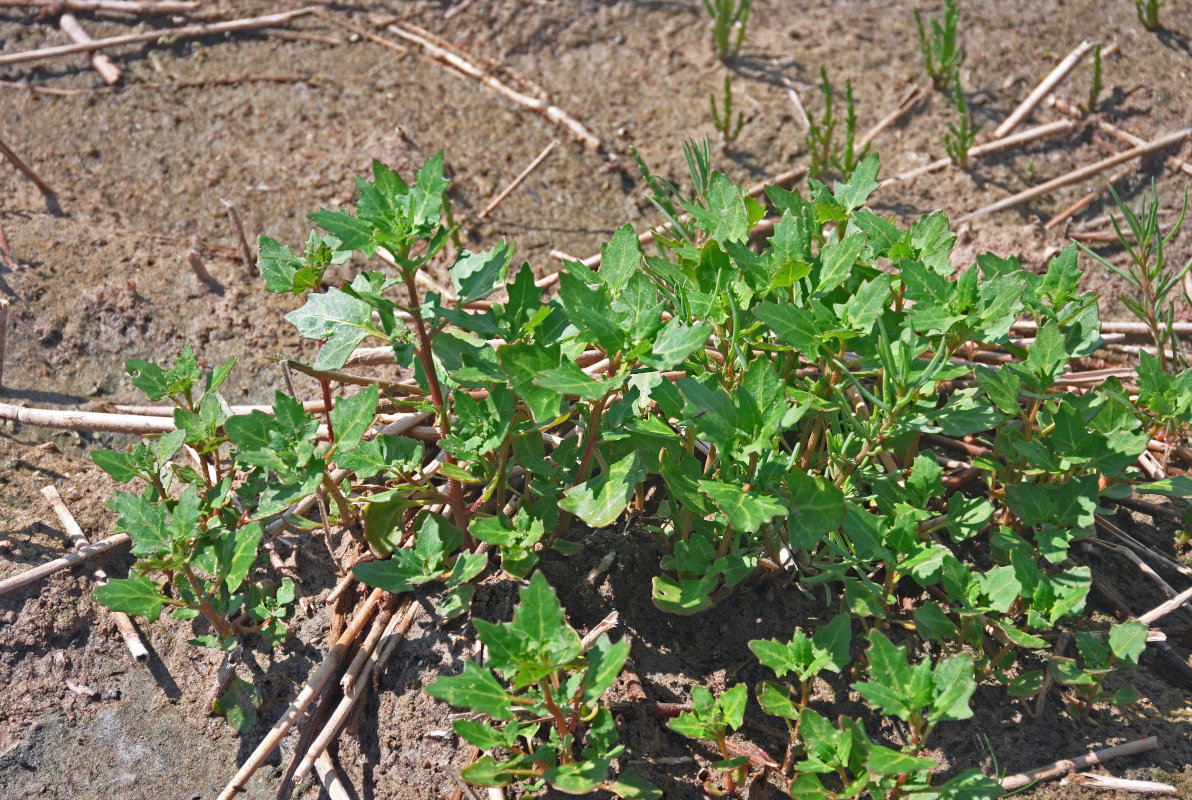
[667,684,749,796]
[1082,44,1103,113]
[425,573,656,797]
[1077,183,1192,373]
[709,74,745,147]
[702,0,752,60]
[1135,0,1165,30]
[914,0,965,90]
[944,77,980,167]
[1056,621,1147,718]
[805,67,869,180]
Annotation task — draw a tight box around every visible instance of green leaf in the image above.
[1111,684,1141,705]
[536,361,621,400]
[498,342,564,423]
[640,319,711,370]
[425,661,514,720]
[220,522,263,593]
[93,576,169,622]
[719,683,748,730]
[285,289,375,370]
[90,449,140,483]
[698,480,787,533]
[452,719,516,750]
[930,653,975,722]
[328,385,378,453]
[451,241,515,304]
[599,223,644,292]
[544,758,611,795]
[865,745,936,776]
[213,677,261,734]
[651,574,717,615]
[1107,621,1147,668]
[459,756,517,788]
[682,172,747,243]
[757,681,799,719]
[610,770,662,800]
[110,491,170,557]
[935,769,1003,800]
[1007,670,1044,697]
[581,634,630,705]
[511,572,569,652]
[817,233,867,295]
[560,451,647,528]
[1137,475,1192,498]
[755,301,821,357]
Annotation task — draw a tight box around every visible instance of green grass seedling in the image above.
[1136,0,1165,30]
[702,0,752,59]
[914,0,965,90]
[944,77,980,166]
[710,74,745,147]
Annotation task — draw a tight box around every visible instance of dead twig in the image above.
[0,298,8,390]
[1073,773,1177,795]
[1138,584,1192,626]
[1000,737,1159,791]
[221,200,256,277]
[0,401,177,434]
[291,601,420,784]
[313,751,353,800]
[41,486,148,660]
[0,0,200,14]
[0,7,318,68]
[889,119,1078,184]
[1044,166,1130,230]
[782,77,810,129]
[1048,95,1192,178]
[957,128,1190,223]
[994,40,1095,138]
[383,23,603,153]
[477,139,558,220]
[0,533,132,597]
[0,134,56,195]
[59,13,121,85]
[216,587,385,800]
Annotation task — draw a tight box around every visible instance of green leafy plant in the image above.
[1077,183,1192,373]
[1135,0,1165,30]
[914,0,965,90]
[425,573,655,797]
[702,0,752,60]
[1082,43,1103,113]
[667,684,749,796]
[1055,621,1147,718]
[710,74,745,147]
[805,67,869,181]
[944,77,980,167]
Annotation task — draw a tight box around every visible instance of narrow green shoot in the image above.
[709,74,745,147]
[702,0,752,59]
[914,0,965,90]
[806,67,870,181]
[1135,0,1165,30]
[944,78,980,167]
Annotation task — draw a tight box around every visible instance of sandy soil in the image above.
[1,1,1191,798]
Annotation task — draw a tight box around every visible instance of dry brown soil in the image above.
[1,1,1191,798]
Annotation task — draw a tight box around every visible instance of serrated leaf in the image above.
[560,451,646,528]
[451,241,515,304]
[651,574,717,615]
[425,661,514,720]
[329,384,378,453]
[220,521,263,593]
[581,634,630,705]
[640,319,711,370]
[544,758,611,795]
[865,745,935,776]
[1107,621,1147,667]
[536,361,622,400]
[93,576,168,622]
[285,289,375,370]
[599,223,643,292]
[817,233,867,295]
[698,480,787,533]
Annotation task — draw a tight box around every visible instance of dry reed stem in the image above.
[216,587,385,800]
[40,485,147,660]
[1074,774,1177,795]
[0,134,55,195]
[0,402,177,434]
[994,40,1095,139]
[291,600,419,784]
[313,752,353,800]
[477,139,559,220]
[0,533,131,596]
[1048,95,1192,178]
[1138,584,1192,626]
[0,0,200,13]
[0,298,8,390]
[957,128,1191,223]
[888,120,1078,184]
[221,200,256,277]
[384,23,603,152]
[1000,737,1159,791]
[59,13,121,85]
[0,7,317,67]
[1044,166,1130,230]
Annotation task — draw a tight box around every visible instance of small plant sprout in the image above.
[668,684,749,796]
[805,66,870,180]
[1136,0,1165,30]
[1084,43,1103,113]
[914,0,965,90]
[709,74,745,147]
[944,77,980,167]
[1077,183,1192,373]
[702,0,752,60]
[424,573,656,797]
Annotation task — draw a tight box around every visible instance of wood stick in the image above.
[888,119,1078,184]
[59,13,121,85]
[1048,96,1192,178]
[0,0,201,13]
[0,7,318,68]
[0,298,8,391]
[0,533,131,596]
[1074,773,1177,794]
[104,400,326,417]
[1044,166,1130,229]
[993,40,1095,139]
[1137,584,1192,626]
[956,128,1190,223]
[1096,514,1192,579]
[384,23,603,153]
[477,139,558,220]
[0,134,55,195]
[40,486,147,660]
[313,752,353,800]
[1012,319,1192,336]
[783,77,810,129]
[221,200,256,277]
[0,401,177,434]
[1000,737,1159,791]
[216,587,385,800]
[291,600,419,784]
